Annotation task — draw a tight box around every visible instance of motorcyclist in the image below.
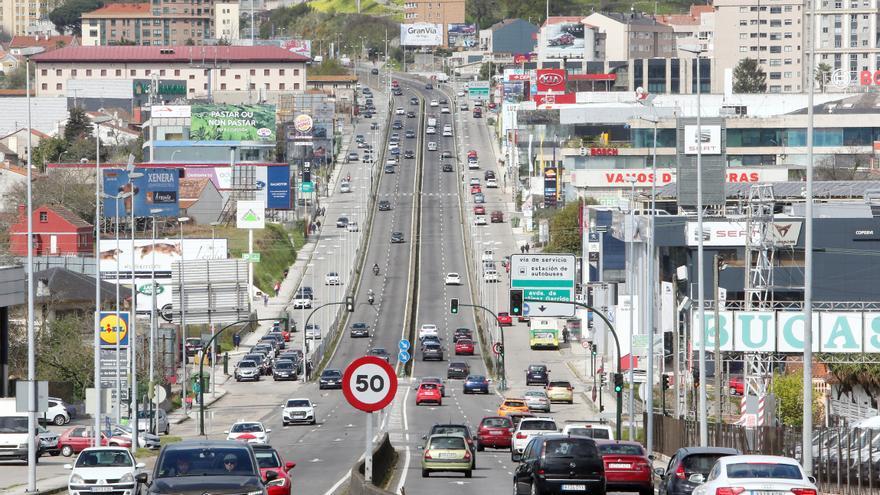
[368,289,375,305]
[373,263,380,275]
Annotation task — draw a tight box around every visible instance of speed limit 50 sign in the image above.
[342,356,398,412]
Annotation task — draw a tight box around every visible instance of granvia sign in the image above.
[693,310,880,353]
[400,23,443,46]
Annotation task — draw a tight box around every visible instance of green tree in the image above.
[310,58,350,76]
[771,373,821,427]
[816,62,832,93]
[64,107,93,142]
[0,64,28,90]
[479,62,493,80]
[466,0,501,29]
[545,201,581,254]
[732,58,767,93]
[8,167,98,223]
[49,0,103,34]
[31,136,68,171]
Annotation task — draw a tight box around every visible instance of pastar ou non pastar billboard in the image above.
[190,104,276,142]
[536,69,567,93]
[400,23,443,46]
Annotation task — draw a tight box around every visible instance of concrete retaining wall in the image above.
[349,433,398,495]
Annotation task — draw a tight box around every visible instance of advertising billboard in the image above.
[541,21,586,59]
[535,69,567,93]
[502,81,524,103]
[261,165,291,209]
[683,125,722,155]
[400,23,443,46]
[281,39,312,58]
[534,93,576,106]
[102,168,179,218]
[190,104,277,142]
[447,23,477,48]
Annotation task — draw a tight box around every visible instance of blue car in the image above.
[463,375,490,394]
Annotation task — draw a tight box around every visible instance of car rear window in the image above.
[520,420,557,431]
[726,463,802,479]
[430,436,465,450]
[433,426,467,436]
[504,401,525,408]
[482,418,512,428]
[421,384,438,390]
[544,439,598,458]
[529,366,546,372]
[682,453,732,474]
[549,381,571,388]
[599,443,644,455]
[568,427,611,439]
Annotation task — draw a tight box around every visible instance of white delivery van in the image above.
[0,398,37,461]
[427,117,438,128]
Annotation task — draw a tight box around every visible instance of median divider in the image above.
[349,433,399,495]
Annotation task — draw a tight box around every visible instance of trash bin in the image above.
[190,372,210,395]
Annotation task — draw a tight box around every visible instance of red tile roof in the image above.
[10,35,77,52]
[542,16,585,26]
[33,45,310,63]
[657,5,714,26]
[39,204,92,229]
[82,3,151,17]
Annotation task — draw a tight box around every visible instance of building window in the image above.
[264,69,270,76]
[220,69,226,76]
[39,212,47,222]
[56,83,62,90]
[250,69,256,76]
[294,69,300,76]
[41,83,47,90]
[130,70,136,76]
[160,69,166,76]
[174,69,180,76]
[71,69,77,76]
[100,69,107,76]
[279,83,285,90]
[279,69,285,76]
[55,69,61,76]
[235,74,241,79]
[86,69,92,76]
[250,83,255,89]
[294,83,300,90]
[740,46,748,52]
[769,72,782,79]
[221,83,227,89]
[40,69,46,76]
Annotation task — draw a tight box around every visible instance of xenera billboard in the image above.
[693,310,880,354]
[400,23,443,46]
[102,168,179,218]
[190,104,277,142]
[447,24,477,48]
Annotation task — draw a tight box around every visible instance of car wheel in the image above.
[282,421,288,426]
[569,399,574,404]
[165,425,170,435]
[465,470,472,478]
[422,469,429,477]
[53,415,66,426]
[476,440,484,452]
[61,445,73,457]
[639,488,653,495]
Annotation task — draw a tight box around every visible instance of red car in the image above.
[729,376,744,396]
[475,416,513,451]
[392,80,399,88]
[57,426,131,457]
[253,444,296,495]
[596,440,653,495]
[416,383,442,406]
[455,339,475,355]
[467,150,478,159]
[470,185,481,194]
[488,102,497,109]
[474,205,486,215]
[497,312,513,326]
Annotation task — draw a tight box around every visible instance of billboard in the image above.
[683,125,722,155]
[534,93,576,106]
[541,21,586,59]
[400,23,443,46]
[684,221,803,247]
[102,168,179,218]
[281,39,312,58]
[190,104,277,142]
[447,23,477,48]
[260,165,291,209]
[535,69,567,93]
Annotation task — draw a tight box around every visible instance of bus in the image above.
[528,318,560,350]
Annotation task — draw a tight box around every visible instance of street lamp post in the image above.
[147,208,162,435]
[102,191,132,425]
[127,170,144,452]
[210,221,221,397]
[713,255,727,422]
[627,176,636,439]
[177,217,190,412]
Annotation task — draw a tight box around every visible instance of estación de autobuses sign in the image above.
[694,310,880,353]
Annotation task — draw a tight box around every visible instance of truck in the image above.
[0,398,39,462]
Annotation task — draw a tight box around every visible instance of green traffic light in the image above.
[451,298,459,314]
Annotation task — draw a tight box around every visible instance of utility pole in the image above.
[713,255,723,423]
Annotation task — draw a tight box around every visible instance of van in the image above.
[0,398,38,461]
[427,117,438,127]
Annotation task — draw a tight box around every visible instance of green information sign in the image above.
[510,254,577,317]
[190,104,277,141]
[241,253,261,263]
[300,182,315,193]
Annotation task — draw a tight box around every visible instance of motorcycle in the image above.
[368,295,375,305]
[373,265,380,276]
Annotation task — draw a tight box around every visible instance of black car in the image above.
[371,68,379,75]
[336,216,349,228]
[439,97,448,105]
[272,359,297,381]
[384,165,395,174]
[405,130,416,138]
[453,328,473,343]
[484,170,496,180]
[404,150,415,159]
[368,347,392,363]
[410,97,419,105]
[425,83,433,90]
[442,163,454,172]
[350,322,370,338]
[422,342,444,361]
[525,364,549,386]
[424,424,476,466]
[378,200,392,211]
[319,369,343,390]
[370,122,379,130]
[363,112,373,118]
[512,434,605,495]
[406,111,416,118]
[656,447,741,495]
[440,150,453,158]
[391,232,405,243]
[137,440,272,493]
[447,361,470,379]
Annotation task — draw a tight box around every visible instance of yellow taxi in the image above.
[496,398,530,417]
[545,380,574,404]
[421,434,472,478]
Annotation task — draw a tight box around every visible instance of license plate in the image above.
[437,452,457,458]
[91,488,114,492]
[561,484,586,491]
[751,492,783,495]
[609,463,632,469]
[490,431,503,435]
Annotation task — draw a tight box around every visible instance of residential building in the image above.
[479,19,539,56]
[0,48,19,75]
[0,0,62,36]
[0,128,46,166]
[0,164,26,209]
[81,0,215,46]
[9,204,94,256]
[657,5,715,58]
[713,0,806,93]
[179,177,223,224]
[31,45,309,98]
[403,0,465,46]
[9,34,78,53]
[583,12,676,60]
[215,2,239,41]
[306,74,358,93]
[34,267,130,321]
[811,0,880,86]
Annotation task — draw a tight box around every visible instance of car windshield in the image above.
[599,443,644,455]
[276,361,293,369]
[429,436,465,450]
[467,375,485,382]
[323,370,342,378]
[545,439,598,458]
[286,400,310,408]
[568,427,610,439]
[76,450,133,468]
[683,454,732,474]
[353,323,367,329]
[0,417,29,433]
[157,447,256,477]
[239,361,256,368]
[726,463,802,479]
[520,420,557,431]
[254,450,281,468]
[482,418,512,428]
[231,423,263,433]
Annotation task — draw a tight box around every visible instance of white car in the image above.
[427,141,438,151]
[474,216,487,226]
[690,455,818,495]
[483,270,499,283]
[561,421,615,440]
[66,447,144,495]
[225,421,270,444]
[292,295,312,309]
[486,178,498,188]
[395,107,405,115]
[305,324,321,340]
[419,324,439,340]
[441,107,451,114]
[426,126,436,135]
[469,177,480,186]
[282,398,316,426]
[347,222,360,232]
[482,250,494,262]
[457,90,465,97]
[430,99,439,107]
[325,272,341,285]
[340,181,352,193]
[511,417,558,456]
[44,399,70,426]
[442,129,452,137]
[445,273,462,285]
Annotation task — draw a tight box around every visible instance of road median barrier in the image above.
[349,433,399,495]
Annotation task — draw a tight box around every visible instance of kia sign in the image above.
[400,23,443,46]
[536,69,566,93]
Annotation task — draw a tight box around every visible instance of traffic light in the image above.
[450,298,459,314]
[591,343,598,356]
[509,289,523,316]
[346,296,354,312]
[661,374,670,390]
[613,373,624,393]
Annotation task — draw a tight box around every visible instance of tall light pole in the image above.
[177,217,190,411]
[627,176,636,439]
[126,169,143,452]
[93,119,103,448]
[210,221,221,397]
[803,0,817,473]
[23,49,37,492]
[147,208,162,435]
[713,255,727,422]
[681,44,707,446]
[638,113,658,454]
[102,191,132,425]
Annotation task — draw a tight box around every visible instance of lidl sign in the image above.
[694,310,880,353]
[98,311,130,347]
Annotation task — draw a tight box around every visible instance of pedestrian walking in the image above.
[274,281,281,297]
[263,294,269,307]
[520,245,525,254]
[525,243,530,253]
[232,333,241,349]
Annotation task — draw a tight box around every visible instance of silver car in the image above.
[523,390,552,413]
[137,409,170,435]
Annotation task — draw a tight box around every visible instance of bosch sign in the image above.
[536,69,567,92]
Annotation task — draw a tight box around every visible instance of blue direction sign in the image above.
[398,350,411,363]
[398,339,411,351]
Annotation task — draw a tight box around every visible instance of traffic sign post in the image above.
[510,254,577,317]
[342,356,398,484]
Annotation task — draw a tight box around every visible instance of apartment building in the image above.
[403,0,465,46]
[583,12,676,60]
[215,2,239,41]
[713,0,806,93]
[1,0,62,36]
[657,5,715,58]
[81,0,215,46]
[811,0,880,84]
[31,45,309,98]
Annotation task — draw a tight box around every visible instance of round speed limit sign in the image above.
[342,356,398,412]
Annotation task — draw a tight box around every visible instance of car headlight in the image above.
[119,473,134,483]
[70,473,85,484]
[246,490,264,495]
[267,477,287,487]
